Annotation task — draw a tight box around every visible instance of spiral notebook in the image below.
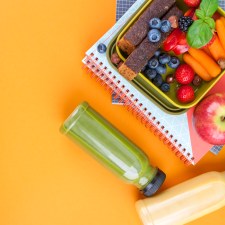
[82,0,224,165]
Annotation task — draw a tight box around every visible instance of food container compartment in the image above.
[107,39,188,115]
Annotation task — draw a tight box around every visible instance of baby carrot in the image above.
[208,34,225,61]
[216,19,225,54]
[220,16,225,26]
[183,53,212,81]
[202,46,213,58]
[188,47,221,78]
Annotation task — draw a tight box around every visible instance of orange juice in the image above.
[136,171,225,225]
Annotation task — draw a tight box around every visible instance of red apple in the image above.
[193,93,225,145]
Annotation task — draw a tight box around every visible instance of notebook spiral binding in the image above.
[83,53,193,165]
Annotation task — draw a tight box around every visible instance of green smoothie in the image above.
[60,102,166,196]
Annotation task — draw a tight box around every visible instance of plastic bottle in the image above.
[135,171,225,225]
[60,101,166,196]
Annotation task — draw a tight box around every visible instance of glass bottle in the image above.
[136,171,225,225]
[60,101,166,196]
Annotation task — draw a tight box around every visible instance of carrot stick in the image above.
[220,17,225,26]
[183,53,212,81]
[188,47,221,78]
[216,19,225,54]
[208,34,225,61]
[202,46,213,58]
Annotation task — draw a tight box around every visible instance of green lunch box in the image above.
[113,0,225,110]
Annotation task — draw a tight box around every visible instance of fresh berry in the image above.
[148,57,159,69]
[160,82,170,92]
[176,85,195,103]
[192,75,202,86]
[144,68,157,80]
[172,32,189,55]
[168,15,179,28]
[178,16,193,32]
[154,49,161,57]
[203,34,216,48]
[168,56,180,69]
[160,20,171,33]
[184,0,201,8]
[149,18,162,29]
[148,29,161,42]
[111,53,121,65]
[141,64,148,72]
[166,74,175,83]
[159,53,171,64]
[156,64,167,75]
[152,74,163,87]
[163,28,183,51]
[97,43,107,53]
[175,64,195,84]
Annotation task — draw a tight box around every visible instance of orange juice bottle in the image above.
[135,171,225,225]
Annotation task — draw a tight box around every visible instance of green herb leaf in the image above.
[200,0,218,17]
[196,9,205,19]
[187,19,213,48]
[204,17,216,29]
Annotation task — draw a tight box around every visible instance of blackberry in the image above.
[178,16,193,32]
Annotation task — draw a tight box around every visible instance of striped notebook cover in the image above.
[83,0,224,165]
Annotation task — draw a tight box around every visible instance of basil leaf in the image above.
[187,20,213,48]
[196,9,205,19]
[204,17,216,29]
[200,0,218,17]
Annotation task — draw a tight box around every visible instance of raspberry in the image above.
[175,64,195,85]
[176,85,195,103]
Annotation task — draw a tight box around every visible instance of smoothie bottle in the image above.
[60,101,166,196]
[135,171,225,225]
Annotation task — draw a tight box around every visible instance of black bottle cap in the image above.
[141,168,166,197]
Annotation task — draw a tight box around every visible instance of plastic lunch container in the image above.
[114,0,225,109]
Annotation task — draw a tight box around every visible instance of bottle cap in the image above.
[142,168,166,197]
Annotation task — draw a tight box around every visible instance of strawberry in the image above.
[202,34,216,48]
[184,0,201,8]
[175,64,195,84]
[176,85,195,103]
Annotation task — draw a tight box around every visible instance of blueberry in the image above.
[149,18,162,29]
[144,68,157,80]
[168,56,180,69]
[159,53,171,65]
[160,82,170,92]
[152,74,163,87]
[97,43,107,53]
[156,64,167,75]
[148,29,161,43]
[154,49,161,57]
[160,20,171,33]
[148,57,159,69]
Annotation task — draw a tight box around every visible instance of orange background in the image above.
[0,0,225,225]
